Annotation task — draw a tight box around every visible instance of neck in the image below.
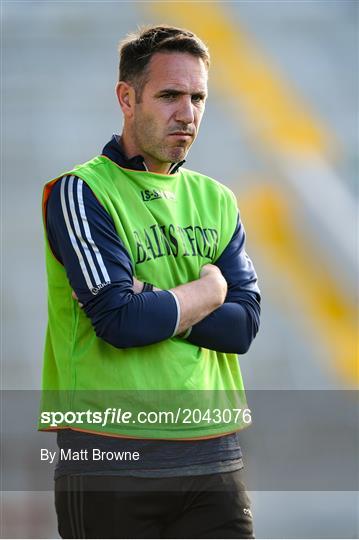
[120,130,171,175]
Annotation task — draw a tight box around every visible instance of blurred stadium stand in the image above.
[2,1,358,538]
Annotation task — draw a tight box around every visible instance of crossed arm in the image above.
[124,263,228,336]
[47,176,260,353]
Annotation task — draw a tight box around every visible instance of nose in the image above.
[174,96,195,125]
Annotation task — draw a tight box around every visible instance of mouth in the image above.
[168,132,193,139]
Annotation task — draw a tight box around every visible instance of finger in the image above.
[72,290,83,308]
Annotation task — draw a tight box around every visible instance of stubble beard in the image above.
[133,115,191,166]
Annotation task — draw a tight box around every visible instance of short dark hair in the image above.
[118,25,210,101]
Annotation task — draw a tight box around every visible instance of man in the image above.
[41,25,260,538]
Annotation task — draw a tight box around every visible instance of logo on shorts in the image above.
[243,508,253,518]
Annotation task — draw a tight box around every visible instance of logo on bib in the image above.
[140,189,176,202]
[133,224,219,264]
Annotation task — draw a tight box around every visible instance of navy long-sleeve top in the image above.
[47,136,260,354]
[49,134,261,478]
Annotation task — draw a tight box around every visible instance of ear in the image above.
[116,81,136,119]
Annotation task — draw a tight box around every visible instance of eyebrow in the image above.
[156,88,207,99]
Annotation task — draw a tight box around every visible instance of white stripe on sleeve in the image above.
[77,179,111,284]
[60,176,94,290]
[67,176,102,286]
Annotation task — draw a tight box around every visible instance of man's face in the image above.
[131,52,208,167]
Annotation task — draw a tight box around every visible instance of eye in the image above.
[192,94,205,104]
[162,92,178,100]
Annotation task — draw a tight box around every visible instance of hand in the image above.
[200,263,221,279]
[133,277,144,294]
[133,277,161,293]
[200,264,227,305]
